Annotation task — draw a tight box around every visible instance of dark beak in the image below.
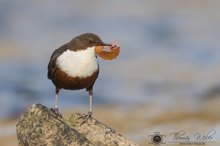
[101,42,111,46]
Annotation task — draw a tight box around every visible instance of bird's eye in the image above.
[88,39,93,44]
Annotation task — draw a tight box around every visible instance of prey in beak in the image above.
[95,41,120,60]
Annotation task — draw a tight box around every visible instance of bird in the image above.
[47,33,119,123]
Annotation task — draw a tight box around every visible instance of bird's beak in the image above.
[100,42,111,46]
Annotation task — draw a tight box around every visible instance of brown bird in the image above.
[47,33,119,123]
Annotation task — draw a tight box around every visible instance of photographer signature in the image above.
[170,129,216,141]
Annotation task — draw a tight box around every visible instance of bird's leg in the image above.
[51,88,62,117]
[54,88,60,113]
[54,95,59,113]
[89,89,93,114]
[80,89,93,125]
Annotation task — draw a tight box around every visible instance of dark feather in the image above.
[47,43,68,79]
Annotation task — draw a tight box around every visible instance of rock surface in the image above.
[16,104,138,146]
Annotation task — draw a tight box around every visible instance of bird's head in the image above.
[75,33,120,60]
[76,33,110,47]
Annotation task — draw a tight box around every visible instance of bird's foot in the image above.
[50,108,63,117]
[79,111,92,125]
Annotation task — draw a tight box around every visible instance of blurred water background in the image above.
[1,0,220,145]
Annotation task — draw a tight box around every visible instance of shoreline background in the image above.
[1,1,220,145]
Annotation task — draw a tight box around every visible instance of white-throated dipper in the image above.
[47,33,120,123]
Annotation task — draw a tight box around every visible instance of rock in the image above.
[16,104,138,146]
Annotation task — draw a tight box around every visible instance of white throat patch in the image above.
[56,47,98,78]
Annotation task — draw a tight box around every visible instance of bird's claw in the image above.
[79,111,92,125]
[50,108,63,117]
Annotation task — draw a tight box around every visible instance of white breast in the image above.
[56,47,98,78]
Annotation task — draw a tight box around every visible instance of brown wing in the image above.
[47,44,68,80]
